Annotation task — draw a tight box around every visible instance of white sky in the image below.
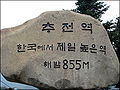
[1,1,119,29]
[101,1,119,23]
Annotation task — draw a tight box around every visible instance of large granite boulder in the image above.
[1,10,119,89]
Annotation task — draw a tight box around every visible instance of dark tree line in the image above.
[103,17,120,60]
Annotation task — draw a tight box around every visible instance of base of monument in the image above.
[36,88,105,90]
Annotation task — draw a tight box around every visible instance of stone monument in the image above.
[1,10,119,89]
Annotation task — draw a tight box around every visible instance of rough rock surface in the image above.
[1,10,119,89]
